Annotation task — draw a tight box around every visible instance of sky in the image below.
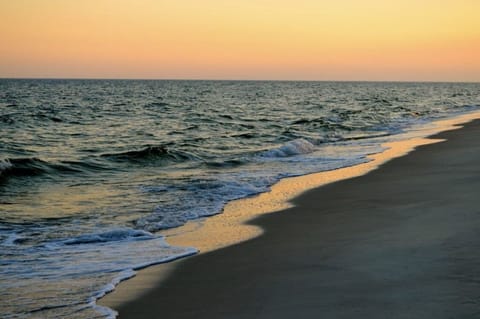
[1,0,479,81]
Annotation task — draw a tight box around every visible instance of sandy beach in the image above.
[2,2,479,317]
[110,119,480,319]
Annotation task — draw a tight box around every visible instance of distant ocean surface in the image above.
[1,80,479,318]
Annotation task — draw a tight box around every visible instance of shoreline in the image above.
[99,111,480,315]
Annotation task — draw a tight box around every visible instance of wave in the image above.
[135,178,273,232]
[290,117,357,131]
[145,101,169,108]
[61,228,154,245]
[0,114,15,124]
[0,157,53,180]
[0,157,106,182]
[0,159,13,174]
[2,226,197,319]
[2,231,24,246]
[341,132,392,142]
[231,132,256,139]
[204,158,247,168]
[101,145,201,163]
[260,139,317,158]
[35,113,63,123]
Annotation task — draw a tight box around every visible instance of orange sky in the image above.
[1,0,479,81]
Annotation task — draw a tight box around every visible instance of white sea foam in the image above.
[0,158,12,174]
[2,81,479,318]
[260,139,316,158]
[89,246,197,319]
[135,179,272,232]
[0,226,197,318]
[2,231,22,246]
[61,228,154,245]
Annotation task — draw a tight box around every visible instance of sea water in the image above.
[1,80,479,318]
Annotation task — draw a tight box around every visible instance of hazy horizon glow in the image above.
[1,0,479,81]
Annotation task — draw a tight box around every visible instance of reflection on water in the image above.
[1,80,479,318]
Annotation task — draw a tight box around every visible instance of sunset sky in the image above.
[1,0,479,81]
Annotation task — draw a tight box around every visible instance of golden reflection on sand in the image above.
[99,111,480,310]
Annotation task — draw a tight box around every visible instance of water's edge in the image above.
[98,110,480,315]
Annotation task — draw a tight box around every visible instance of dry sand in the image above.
[110,119,480,318]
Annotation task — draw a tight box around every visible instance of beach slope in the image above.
[118,120,480,319]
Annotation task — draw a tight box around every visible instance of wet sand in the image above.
[115,119,480,318]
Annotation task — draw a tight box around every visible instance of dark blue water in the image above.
[1,80,479,318]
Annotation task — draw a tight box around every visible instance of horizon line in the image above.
[0,77,479,84]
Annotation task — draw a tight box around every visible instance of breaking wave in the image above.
[260,139,317,158]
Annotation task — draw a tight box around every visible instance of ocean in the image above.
[1,80,479,318]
